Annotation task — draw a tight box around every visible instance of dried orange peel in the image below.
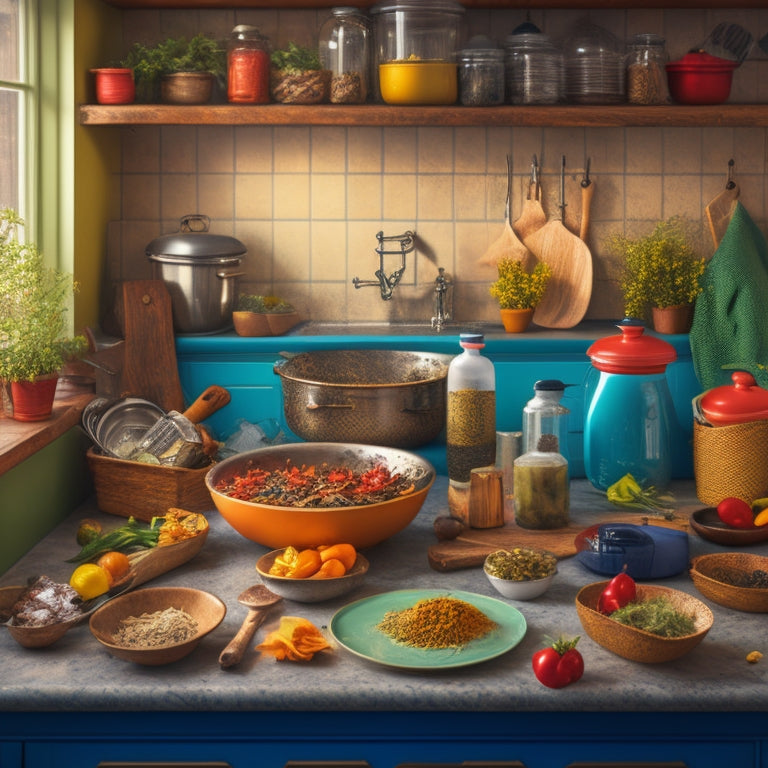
[255,616,332,661]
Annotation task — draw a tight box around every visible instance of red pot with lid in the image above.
[699,371,768,427]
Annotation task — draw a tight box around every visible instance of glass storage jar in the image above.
[371,0,465,105]
[458,47,504,106]
[503,32,564,105]
[319,7,372,104]
[626,33,668,105]
[227,25,271,104]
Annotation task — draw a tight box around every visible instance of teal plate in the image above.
[329,588,527,670]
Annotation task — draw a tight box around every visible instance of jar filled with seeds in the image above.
[626,33,668,105]
[446,333,496,487]
[319,7,371,104]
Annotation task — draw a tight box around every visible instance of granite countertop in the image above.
[1,477,765,714]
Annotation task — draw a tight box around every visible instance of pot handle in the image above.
[217,270,246,280]
[306,392,354,411]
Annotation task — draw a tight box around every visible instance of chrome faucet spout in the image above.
[431,267,453,332]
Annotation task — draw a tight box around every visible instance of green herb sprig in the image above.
[270,42,321,74]
[610,596,696,638]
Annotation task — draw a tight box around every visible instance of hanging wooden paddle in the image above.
[705,159,739,249]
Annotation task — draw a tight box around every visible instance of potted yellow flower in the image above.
[608,217,706,334]
[489,258,552,333]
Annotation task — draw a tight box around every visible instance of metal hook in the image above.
[581,156,592,188]
[559,155,567,220]
[726,158,736,190]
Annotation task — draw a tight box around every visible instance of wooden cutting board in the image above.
[428,507,694,572]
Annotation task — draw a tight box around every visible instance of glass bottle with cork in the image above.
[446,333,496,489]
[513,379,570,529]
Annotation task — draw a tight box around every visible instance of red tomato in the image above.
[717,497,755,529]
[597,571,637,615]
[532,636,584,689]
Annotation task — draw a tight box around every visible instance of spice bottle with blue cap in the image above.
[584,318,678,491]
[446,333,496,487]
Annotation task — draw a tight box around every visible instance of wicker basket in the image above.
[690,552,768,613]
[87,447,212,521]
[575,581,713,663]
[693,419,768,505]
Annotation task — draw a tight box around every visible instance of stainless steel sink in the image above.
[287,321,503,336]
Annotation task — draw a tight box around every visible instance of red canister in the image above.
[700,371,768,426]
[227,25,271,104]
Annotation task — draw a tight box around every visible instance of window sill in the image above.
[0,380,94,476]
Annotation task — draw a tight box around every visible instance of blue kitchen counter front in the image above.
[175,321,700,479]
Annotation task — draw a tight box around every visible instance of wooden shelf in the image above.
[80,103,768,128]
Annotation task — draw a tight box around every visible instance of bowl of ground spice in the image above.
[690,552,768,613]
[575,582,713,663]
[89,586,226,665]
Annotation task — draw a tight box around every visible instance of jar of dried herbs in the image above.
[319,7,371,104]
[446,333,496,486]
[626,33,668,105]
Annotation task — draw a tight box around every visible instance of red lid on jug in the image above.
[700,371,768,426]
[587,319,677,375]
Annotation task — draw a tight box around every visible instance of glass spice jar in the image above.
[626,33,668,105]
[227,25,271,104]
[319,7,372,104]
[458,47,505,106]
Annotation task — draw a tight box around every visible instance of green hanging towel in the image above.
[690,201,768,390]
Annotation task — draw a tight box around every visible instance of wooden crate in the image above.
[87,447,212,521]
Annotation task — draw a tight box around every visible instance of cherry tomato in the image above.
[532,636,584,689]
[597,571,637,615]
[717,497,755,529]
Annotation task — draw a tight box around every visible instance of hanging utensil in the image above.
[478,155,533,268]
[219,585,282,669]
[705,159,740,249]
[579,157,594,243]
[523,155,594,329]
[698,22,754,66]
[514,155,548,242]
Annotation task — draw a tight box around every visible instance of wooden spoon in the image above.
[478,155,532,268]
[706,159,740,249]
[513,155,547,243]
[219,585,282,669]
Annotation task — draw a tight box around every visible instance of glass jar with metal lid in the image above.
[319,7,372,104]
[458,46,504,106]
[626,32,669,105]
[503,32,564,105]
[227,25,271,104]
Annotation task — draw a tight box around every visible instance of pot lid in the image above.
[700,371,768,426]
[586,318,677,374]
[145,214,246,261]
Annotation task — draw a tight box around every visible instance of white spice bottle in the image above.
[446,333,496,489]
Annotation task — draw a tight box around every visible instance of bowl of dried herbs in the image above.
[483,548,558,600]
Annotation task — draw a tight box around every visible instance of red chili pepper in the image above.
[597,571,637,615]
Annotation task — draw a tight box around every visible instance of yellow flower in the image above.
[490,259,551,310]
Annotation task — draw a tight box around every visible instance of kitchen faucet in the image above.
[352,230,415,300]
[431,267,453,332]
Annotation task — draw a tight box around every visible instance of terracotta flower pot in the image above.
[91,68,135,105]
[500,308,535,333]
[652,304,694,335]
[9,375,59,422]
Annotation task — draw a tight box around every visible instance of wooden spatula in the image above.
[706,159,740,249]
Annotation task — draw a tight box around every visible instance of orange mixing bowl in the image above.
[206,443,435,549]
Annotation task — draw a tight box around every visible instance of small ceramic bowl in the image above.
[256,549,369,603]
[575,581,713,663]
[690,552,768,613]
[89,587,226,665]
[484,570,556,600]
[0,585,85,649]
[689,507,768,546]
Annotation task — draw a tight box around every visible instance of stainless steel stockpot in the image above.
[147,214,247,334]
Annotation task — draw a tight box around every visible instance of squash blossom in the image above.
[256,616,331,661]
[606,473,676,519]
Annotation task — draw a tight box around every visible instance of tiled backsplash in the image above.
[111,6,768,326]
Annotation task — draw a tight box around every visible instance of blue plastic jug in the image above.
[584,319,678,491]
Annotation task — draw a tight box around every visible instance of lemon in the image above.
[69,563,111,600]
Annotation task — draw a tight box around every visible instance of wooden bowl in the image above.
[575,581,713,663]
[690,552,768,613]
[89,587,226,665]
[689,507,768,546]
[0,586,84,649]
[256,550,369,603]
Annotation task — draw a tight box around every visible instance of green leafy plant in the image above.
[489,258,552,310]
[0,209,87,382]
[608,217,706,320]
[270,42,322,73]
[237,294,295,314]
[122,34,226,101]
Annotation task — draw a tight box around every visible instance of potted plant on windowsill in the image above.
[122,33,226,104]
[609,216,706,334]
[233,295,300,337]
[0,209,88,421]
[489,258,552,333]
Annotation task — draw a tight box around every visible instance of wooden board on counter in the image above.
[428,505,696,572]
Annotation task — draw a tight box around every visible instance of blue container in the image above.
[584,319,679,491]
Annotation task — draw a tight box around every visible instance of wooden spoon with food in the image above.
[219,585,282,669]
